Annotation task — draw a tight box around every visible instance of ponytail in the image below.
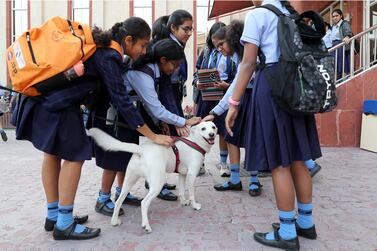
[133,39,185,69]
[93,17,150,47]
[225,20,244,60]
[152,15,170,43]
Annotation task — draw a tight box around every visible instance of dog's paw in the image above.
[180,199,190,206]
[111,218,122,226]
[142,224,152,233]
[191,202,201,210]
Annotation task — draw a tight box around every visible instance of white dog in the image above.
[87,121,217,233]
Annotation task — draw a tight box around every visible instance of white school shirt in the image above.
[123,63,186,127]
[323,30,333,49]
[207,49,229,81]
[331,19,343,41]
[211,53,255,116]
[240,0,290,64]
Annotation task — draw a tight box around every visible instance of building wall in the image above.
[0,0,7,87]
[0,0,196,106]
[316,66,377,147]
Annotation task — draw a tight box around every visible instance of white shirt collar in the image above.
[232,53,240,64]
[336,19,343,28]
[170,33,184,48]
[148,63,161,79]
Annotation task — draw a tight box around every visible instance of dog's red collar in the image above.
[171,136,206,173]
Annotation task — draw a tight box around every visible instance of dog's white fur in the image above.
[87,121,217,233]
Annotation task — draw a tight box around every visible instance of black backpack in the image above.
[258,4,337,115]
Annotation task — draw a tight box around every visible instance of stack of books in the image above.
[196,68,224,101]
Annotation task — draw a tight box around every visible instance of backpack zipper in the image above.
[26,32,38,66]
[67,20,85,60]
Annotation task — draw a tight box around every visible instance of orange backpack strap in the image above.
[105,41,123,57]
[97,40,122,57]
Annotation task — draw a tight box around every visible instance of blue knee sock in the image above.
[116,186,136,199]
[161,188,170,195]
[305,159,316,170]
[56,204,85,233]
[266,210,296,240]
[219,150,228,164]
[98,190,114,209]
[249,171,259,190]
[229,164,240,184]
[47,201,58,221]
[297,202,314,229]
[115,186,122,197]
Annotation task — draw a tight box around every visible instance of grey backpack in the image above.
[258,4,337,115]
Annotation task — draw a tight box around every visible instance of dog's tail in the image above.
[87,128,140,154]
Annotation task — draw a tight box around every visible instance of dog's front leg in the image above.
[178,174,189,206]
[187,173,201,210]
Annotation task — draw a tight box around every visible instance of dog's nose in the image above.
[209,133,215,138]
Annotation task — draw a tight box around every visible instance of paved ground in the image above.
[1,129,377,251]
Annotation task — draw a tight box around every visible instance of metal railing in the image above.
[328,24,377,86]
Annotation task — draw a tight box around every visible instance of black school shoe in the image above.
[44,215,89,232]
[157,190,178,201]
[248,182,263,197]
[95,199,124,217]
[272,222,317,240]
[114,193,143,206]
[53,222,100,240]
[214,181,242,191]
[310,163,322,177]
[0,130,7,141]
[145,181,176,190]
[253,228,300,251]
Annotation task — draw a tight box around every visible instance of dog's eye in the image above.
[201,127,206,131]
[212,126,216,129]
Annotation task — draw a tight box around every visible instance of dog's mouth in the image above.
[203,136,215,145]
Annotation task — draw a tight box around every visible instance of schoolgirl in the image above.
[331,9,353,79]
[120,39,201,201]
[126,39,200,136]
[203,20,263,196]
[225,1,321,250]
[192,22,226,109]
[13,17,172,240]
[194,23,235,177]
[151,10,193,119]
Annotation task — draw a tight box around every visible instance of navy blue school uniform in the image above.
[164,34,188,117]
[210,53,244,145]
[86,54,145,172]
[124,63,186,132]
[331,20,351,75]
[241,0,322,171]
[195,48,236,136]
[13,46,144,162]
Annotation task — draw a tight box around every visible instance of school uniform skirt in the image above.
[89,104,139,172]
[332,40,350,75]
[224,89,253,147]
[13,96,92,161]
[196,92,227,136]
[244,65,322,172]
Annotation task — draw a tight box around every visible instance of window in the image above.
[72,0,90,24]
[11,0,28,42]
[196,0,215,34]
[321,0,346,25]
[196,0,215,56]
[133,0,153,28]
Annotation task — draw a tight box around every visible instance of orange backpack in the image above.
[6,16,122,97]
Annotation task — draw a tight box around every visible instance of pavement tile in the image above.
[1,130,377,250]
